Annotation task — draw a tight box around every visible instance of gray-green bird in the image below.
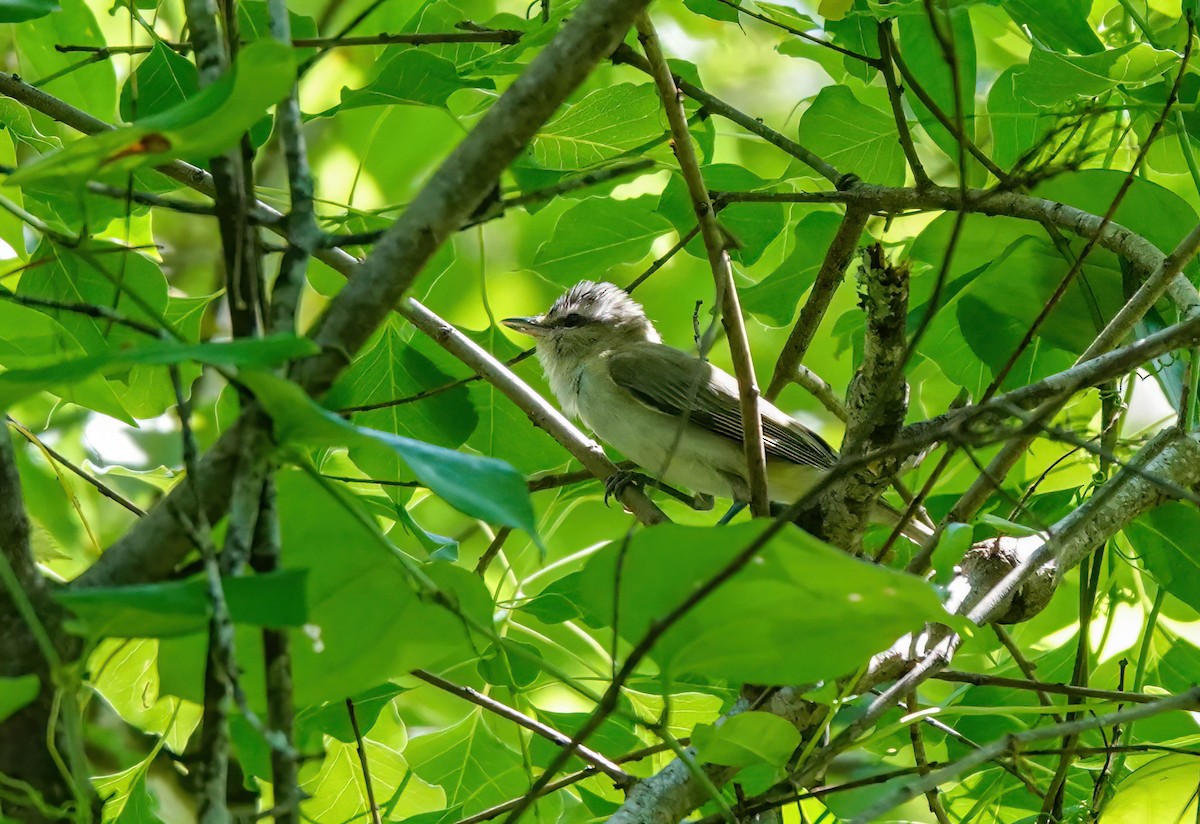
[502,280,838,505]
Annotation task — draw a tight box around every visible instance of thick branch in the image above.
[820,244,910,550]
[634,12,769,516]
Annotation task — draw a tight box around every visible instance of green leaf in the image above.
[898,8,976,168]
[1001,0,1102,55]
[0,0,56,24]
[657,165,786,266]
[406,711,528,814]
[563,521,949,684]
[461,325,564,473]
[325,49,494,114]
[300,739,446,822]
[119,43,199,123]
[685,0,740,23]
[529,84,663,170]
[158,471,482,707]
[238,0,318,60]
[14,0,116,120]
[533,196,671,284]
[95,761,164,823]
[88,639,201,752]
[9,39,296,184]
[325,319,478,450]
[740,210,848,325]
[0,675,39,722]
[0,335,320,410]
[1101,755,1200,823]
[16,241,167,356]
[0,299,133,422]
[1126,504,1200,615]
[798,85,905,186]
[1014,45,1179,110]
[692,711,801,768]
[987,65,1053,169]
[295,683,408,752]
[56,570,309,638]
[243,371,537,534]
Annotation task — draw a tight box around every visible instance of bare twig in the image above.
[346,698,382,824]
[412,670,631,783]
[53,29,522,54]
[635,11,770,516]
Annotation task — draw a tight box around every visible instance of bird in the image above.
[502,280,840,509]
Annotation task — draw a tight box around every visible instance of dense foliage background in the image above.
[2,0,1200,821]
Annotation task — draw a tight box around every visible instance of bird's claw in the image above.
[604,469,649,506]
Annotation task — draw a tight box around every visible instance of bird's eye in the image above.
[560,313,586,328]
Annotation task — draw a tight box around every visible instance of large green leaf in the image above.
[529,83,663,170]
[243,371,537,534]
[898,7,976,169]
[158,471,482,707]
[533,195,671,284]
[531,521,949,684]
[0,335,319,410]
[0,299,132,421]
[797,85,905,186]
[740,210,848,325]
[987,65,1054,170]
[0,0,56,24]
[406,710,529,814]
[1001,0,1101,55]
[1013,44,1179,110]
[300,739,446,822]
[1101,755,1200,823]
[323,49,494,114]
[56,571,309,638]
[325,319,478,450]
[14,0,116,119]
[1125,504,1200,615]
[692,711,801,768]
[9,39,296,184]
[657,165,786,266]
[118,43,199,123]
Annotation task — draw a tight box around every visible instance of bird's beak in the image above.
[502,316,549,337]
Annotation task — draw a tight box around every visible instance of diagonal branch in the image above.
[66,0,658,589]
[634,11,770,516]
[765,205,870,401]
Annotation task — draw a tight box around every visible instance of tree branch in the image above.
[398,299,667,525]
[67,0,659,589]
[819,244,911,550]
[634,11,770,516]
[764,205,870,401]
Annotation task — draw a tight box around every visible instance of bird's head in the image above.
[503,281,660,369]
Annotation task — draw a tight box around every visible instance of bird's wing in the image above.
[606,343,838,469]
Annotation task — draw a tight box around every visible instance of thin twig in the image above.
[346,698,382,824]
[635,11,770,515]
[412,670,631,783]
[53,29,522,54]
[6,419,146,517]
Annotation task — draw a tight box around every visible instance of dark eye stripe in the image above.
[560,313,586,328]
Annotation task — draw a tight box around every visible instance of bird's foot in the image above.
[604,469,652,506]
